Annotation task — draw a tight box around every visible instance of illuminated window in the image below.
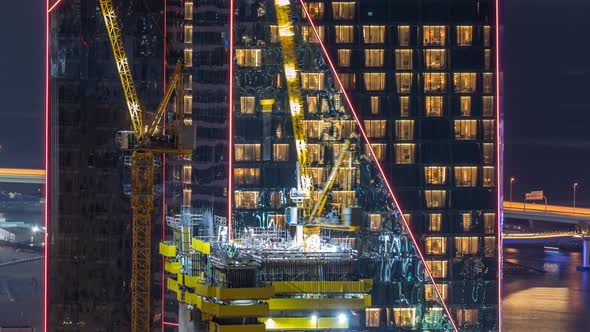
[273,144,289,161]
[462,212,472,231]
[484,236,496,257]
[425,284,448,301]
[395,49,413,70]
[184,95,193,115]
[365,120,386,138]
[370,96,380,114]
[182,165,192,185]
[398,26,410,46]
[236,49,262,67]
[338,49,351,67]
[363,26,385,44]
[364,73,385,91]
[336,167,357,189]
[456,26,473,46]
[270,25,280,43]
[483,96,494,117]
[334,120,356,139]
[455,166,477,187]
[424,49,446,69]
[269,191,283,209]
[425,237,447,255]
[184,25,193,43]
[454,120,477,140]
[426,260,448,278]
[268,214,286,229]
[425,166,446,185]
[425,190,447,208]
[366,144,386,161]
[396,73,413,93]
[307,144,324,164]
[428,214,442,232]
[302,2,324,19]
[483,166,495,187]
[395,120,414,140]
[392,308,417,328]
[234,168,260,185]
[234,191,259,209]
[301,73,325,90]
[484,213,495,234]
[240,96,255,114]
[483,73,493,93]
[365,49,384,67]
[455,237,479,256]
[483,143,494,164]
[484,26,492,47]
[333,143,352,162]
[485,49,491,70]
[425,96,443,117]
[460,96,471,116]
[454,73,477,93]
[333,191,356,206]
[400,96,410,117]
[303,120,323,139]
[335,25,354,43]
[457,309,479,327]
[369,214,382,232]
[423,26,446,46]
[307,95,318,113]
[424,73,447,93]
[483,120,495,140]
[332,2,355,20]
[394,144,416,164]
[184,48,193,67]
[234,144,261,161]
[184,2,193,20]
[301,25,324,43]
[339,73,356,90]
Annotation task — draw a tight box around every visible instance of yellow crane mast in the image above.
[99,1,192,331]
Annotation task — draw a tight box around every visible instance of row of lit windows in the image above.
[234,190,356,209]
[234,142,493,165]
[425,166,496,187]
[424,236,496,257]
[235,166,358,190]
[270,23,491,47]
[365,307,479,328]
[423,186,496,210]
[425,212,496,234]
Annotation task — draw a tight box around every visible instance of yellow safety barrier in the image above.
[268,296,371,311]
[159,242,177,257]
[177,273,202,288]
[191,238,211,255]
[167,278,179,293]
[272,280,372,294]
[199,301,269,318]
[191,284,274,300]
[262,317,349,330]
[164,260,181,274]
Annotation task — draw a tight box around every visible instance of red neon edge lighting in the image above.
[47,0,63,13]
[495,0,504,330]
[300,1,458,330]
[44,1,50,331]
[227,0,234,241]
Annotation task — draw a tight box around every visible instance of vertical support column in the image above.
[577,237,590,271]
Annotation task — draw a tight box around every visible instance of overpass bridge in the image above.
[0,169,45,184]
[503,201,590,271]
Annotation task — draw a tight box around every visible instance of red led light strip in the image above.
[163,321,180,327]
[47,0,63,13]
[299,1,458,330]
[227,0,234,241]
[495,0,503,330]
[44,1,50,331]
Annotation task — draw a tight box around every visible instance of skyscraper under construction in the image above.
[47,0,500,331]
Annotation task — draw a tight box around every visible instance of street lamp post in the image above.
[573,182,579,211]
[510,177,516,203]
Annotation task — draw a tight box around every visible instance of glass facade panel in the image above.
[424,73,447,93]
[456,26,473,46]
[425,190,447,208]
[363,25,385,44]
[425,96,443,117]
[455,166,477,187]
[338,49,351,67]
[395,120,414,140]
[365,49,385,67]
[455,237,479,256]
[454,73,477,93]
[425,166,446,185]
[454,120,478,140]
[332,2,355,20]
[394,144,416,164]
[364,73,386,91]
[398,26,411,46]
[395,49,413,70]
[396,73,413,93]
[424,49,446,70]
[423,26,446,46]
[335,25,355,43]
[425,237,447,255]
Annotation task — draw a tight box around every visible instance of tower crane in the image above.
[99,1,193,331]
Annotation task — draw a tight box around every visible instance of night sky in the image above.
[1,0,589,206]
